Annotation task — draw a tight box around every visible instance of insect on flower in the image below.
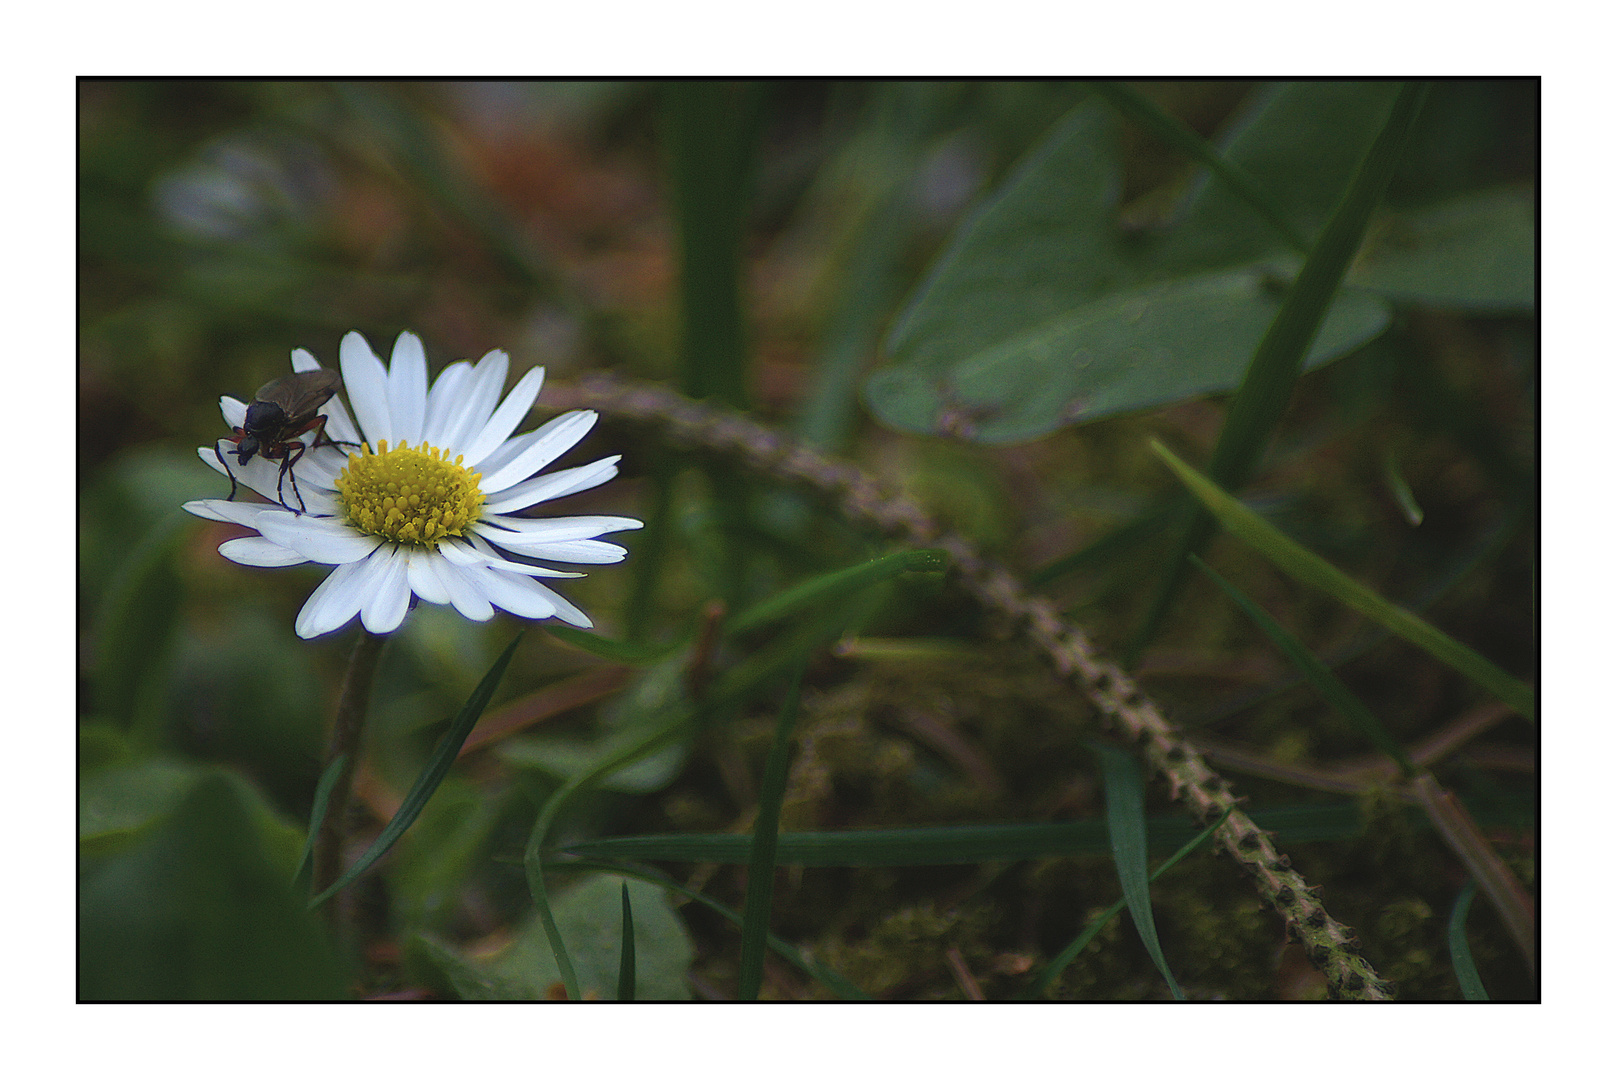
[216,369,356,514]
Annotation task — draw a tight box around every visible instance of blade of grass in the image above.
[663,80,765,409]
[292,753,347,887]
[561,797,1536,866]
[1190,555,1417,776]
[1091,741,1184,999]
[1129,81,1429,661]
[1088,81,1309,254]
[1024,808,1232,999]
[737,653,808,1000]
[617,882,636,1002]
[1383,449,1425,526]
[725,549,946,636]
[1410,772,1536,976]
[521,618,833,1001]
[309,634,522,909]
[1153,440,1534,720]
[1447,880,1489,1001]
[565,857,870,1000]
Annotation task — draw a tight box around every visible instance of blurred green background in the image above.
[78,80,1536,1000]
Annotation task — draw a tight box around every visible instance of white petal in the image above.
[256,515,383,564]
[430,558,496,622]
[341,331,392,448]
[478,410,599,493]
[197,443,232,478]
[387,331,428,447]
[290,348,319,372]
[183,496,281,528]
[490,538,627,564]
[295,560,368,638]
[439,349,509,453]
[219,396,247,429]
[422,360,473,447]
[460,366,545,467]
[481,456,620,514]
[461,563,557,620]
[454,534,584,577]
[478,514,644,542]
[219,536,308,567]
[359,546,412,634]
[523,579,593,628]
[404,547,451,605]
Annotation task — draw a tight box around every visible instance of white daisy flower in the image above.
[184,330,642,639]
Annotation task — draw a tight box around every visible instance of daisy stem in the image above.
[313,629,388,927]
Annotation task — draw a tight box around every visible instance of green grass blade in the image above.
[1448,879,1489,1001]
[309,634,523,909]
[1092,741,1183,999]
[292,754,346,888]
[566,858,870,1000]
[1191,555,1417,776]
[617,882,636,1002]
[1130,82,1429,659]
[1025,808,1231,999]
[1088,81,1308,253]
[1383,449,1425,526]
[1153,440,1535,720]
[737,654,808,1000]
[725,549,946,636]
[663,80,765,409]
[561,802,1404,866]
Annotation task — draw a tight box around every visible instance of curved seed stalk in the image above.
[548,374,1394,1000]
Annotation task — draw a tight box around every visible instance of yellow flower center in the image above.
[335,439,485,546]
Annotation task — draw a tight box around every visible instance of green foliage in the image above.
[78,81,1535,1002]
[418,875,693,1000]
[865,82,1529,447]
[1154,441,1535,719]
[79,769,348,1000]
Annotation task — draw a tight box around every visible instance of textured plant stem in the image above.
[313,629,387,922]
[546,374,1395,1000]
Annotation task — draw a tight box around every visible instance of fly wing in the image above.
[254,369,342,425]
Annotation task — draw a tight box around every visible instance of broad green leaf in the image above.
[80,773,348,1000]
[867,86,1405,445]
[868,266,1389,443]
[79,758,207,854]
[1153,81,1405,273]
[93,512,189,736]
[883,101,1127,377]
[1153,440,1535,720]
[420,875,693,1001]
[1349,187,1535,312]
